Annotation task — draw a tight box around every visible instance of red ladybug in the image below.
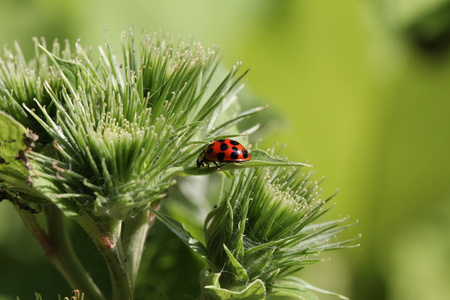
[197,139,251,169]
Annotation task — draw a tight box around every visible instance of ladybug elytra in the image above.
[197,139,251,169]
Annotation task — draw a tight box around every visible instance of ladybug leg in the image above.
[197,160,204,168]
[212,161,221,170]
[197,152,206,168]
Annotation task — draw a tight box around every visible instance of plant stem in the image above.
[44,205,105,300]
[122,201,159,292]
[105,240,133,300]
[74,212,133,300]
[16,206,54,260]
[122,211,149,292]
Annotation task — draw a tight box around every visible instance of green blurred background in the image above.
[1,0,450,299]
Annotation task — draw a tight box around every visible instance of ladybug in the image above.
[197,139,251,169]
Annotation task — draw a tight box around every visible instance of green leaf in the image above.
[181,149,312,176]
[248,149,312,167]
[271,276,349,300]
[271,286,319,300]
[0,111,54,210]
[200,270,222,288]
[0,111,32,187]
[223,244,249,282]
[0,111,78,211]
[38,44,80,91]
[270,278,319,300]
[0,111,28,164]
[204,278,266,300]
[149,208,210,263]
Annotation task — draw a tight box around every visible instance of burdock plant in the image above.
[0,31,358,300]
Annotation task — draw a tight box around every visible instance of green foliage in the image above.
[0,31,357,300]
[1,32,261,220]
[0,111,44,212]
[154,151,358,299]
[0,110,30,187]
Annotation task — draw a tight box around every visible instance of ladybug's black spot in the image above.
[217,152,225,161]
[216,139,225,142]
[242,149,248,158]
[229,140,240,146]
[232,146,239,151]
[220,143,229,151]
[230,151,239,160]
[206,148,214,154]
